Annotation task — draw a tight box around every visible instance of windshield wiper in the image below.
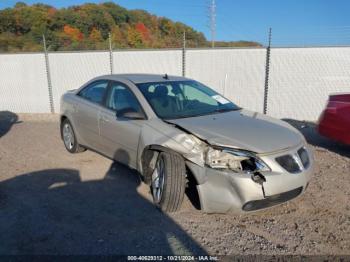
[214,108,234,113]
[211,107,241,114]
[164,108,241,120]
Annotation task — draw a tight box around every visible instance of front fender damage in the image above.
[137,120,269,213]
[137,119,208,185]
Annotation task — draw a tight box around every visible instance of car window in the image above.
[137,80,240,119]
[106,82,143,115]
[144,84,177,97]
[180,83,218,106]
[79,81,108,104]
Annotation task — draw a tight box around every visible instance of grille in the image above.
[297,147,310,168]
[242,187,303,211]
[275,154,301,174]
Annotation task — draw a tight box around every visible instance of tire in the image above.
[61,118,85,153]
[151,151,186,212]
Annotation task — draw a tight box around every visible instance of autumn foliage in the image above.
[63,25,84,42]
[0,2,260,52]
[135,22,150,41]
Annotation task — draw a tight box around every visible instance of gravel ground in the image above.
[0,112,349,256]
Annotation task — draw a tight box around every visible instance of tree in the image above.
[127,26,143,48]
[0,9,16,34]
[63,25,83,42]
[111,25,126,48]
[159,18,174,36]
[89,27,103,43]
[102,2,129,25]
[14,2,27,8]
[135,22,150,42]
[0,2,260,51]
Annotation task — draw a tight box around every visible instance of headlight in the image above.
[182,135,203,154]
[179,134,206,165]
[205,147,270,173]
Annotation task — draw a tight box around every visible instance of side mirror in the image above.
[117,110,146,120]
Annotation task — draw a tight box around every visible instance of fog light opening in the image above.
[251,172,266,185]
[251,172,267,198]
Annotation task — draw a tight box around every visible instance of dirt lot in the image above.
[0,112,349,255]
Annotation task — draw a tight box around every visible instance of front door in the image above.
[99,81,147,168]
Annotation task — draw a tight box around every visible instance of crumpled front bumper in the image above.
[186,146,314,214]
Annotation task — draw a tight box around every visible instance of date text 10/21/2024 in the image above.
[127,256,219,261]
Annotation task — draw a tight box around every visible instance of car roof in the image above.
[95,74,190,84]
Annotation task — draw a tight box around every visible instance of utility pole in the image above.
[208,0,216,48]
[263,28,272,115]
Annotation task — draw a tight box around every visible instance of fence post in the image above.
[182,31,186,77]
[223,73,228,96]
[43,34,54,114]
[263,28,272,114]
[108,32,114,75]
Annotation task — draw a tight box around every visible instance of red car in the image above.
[318,93,350,145]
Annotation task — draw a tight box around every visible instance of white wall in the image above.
[0,53,50,113]
[1,47,350,120]
[186,48,266,113]
[268,47,350,120]
[49,51,110,112]
[113,50,182,75]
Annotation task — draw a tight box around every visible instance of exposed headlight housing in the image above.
[180,134,206,166]
[205,147,270,173]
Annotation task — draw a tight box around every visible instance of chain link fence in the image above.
[1,34,350,121]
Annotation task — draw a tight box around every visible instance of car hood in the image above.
[167,109,303,154]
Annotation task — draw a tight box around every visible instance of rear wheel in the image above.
[151,151,186,212]
[61,119,85,153]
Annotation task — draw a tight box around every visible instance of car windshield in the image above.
[137,80,240,119]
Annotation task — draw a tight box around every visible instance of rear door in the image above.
[99,81,147,168]
[74,80,109,150]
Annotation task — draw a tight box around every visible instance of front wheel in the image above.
[61,119,85,153]
[151,151,186,212]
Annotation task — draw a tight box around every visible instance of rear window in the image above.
[78,81,108,104]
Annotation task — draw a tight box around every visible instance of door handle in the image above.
[100,115,110,123]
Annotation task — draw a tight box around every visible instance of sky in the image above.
[1,0,350,46]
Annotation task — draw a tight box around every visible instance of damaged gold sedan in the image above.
[60,74,313,213]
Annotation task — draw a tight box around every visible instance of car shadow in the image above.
[0,111,20,138]
[0,162,207,255]
[283,119,350,158]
